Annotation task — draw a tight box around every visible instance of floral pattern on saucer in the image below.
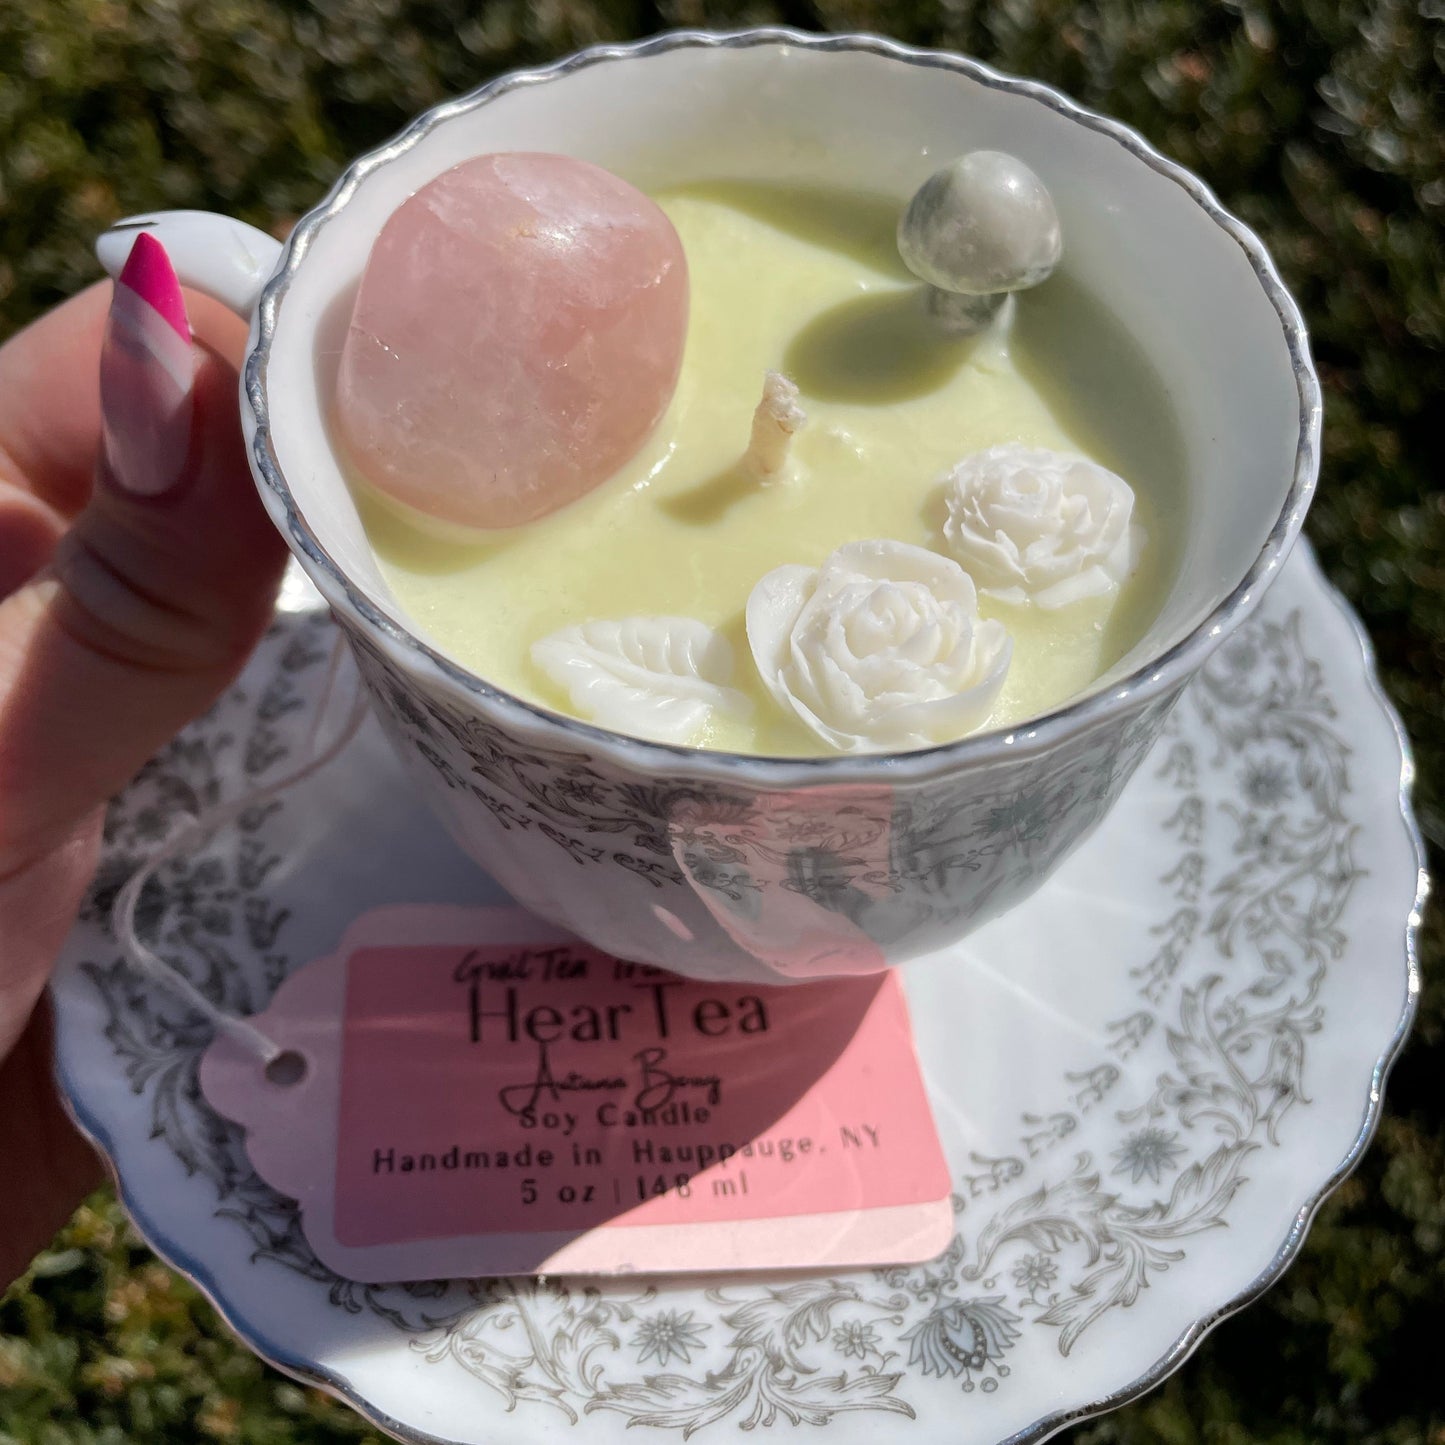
[52,547,1420,1445]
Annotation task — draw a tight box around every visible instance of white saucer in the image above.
[50,542,1423,1445]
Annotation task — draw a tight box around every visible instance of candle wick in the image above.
[742,371,807,482]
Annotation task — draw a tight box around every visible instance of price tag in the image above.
[201,906,953,1281]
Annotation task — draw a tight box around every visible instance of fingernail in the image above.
[99,232,194,497]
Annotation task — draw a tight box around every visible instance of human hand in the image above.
[0,237,287,1286]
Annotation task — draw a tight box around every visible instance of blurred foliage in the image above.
[1,1,1441,1441]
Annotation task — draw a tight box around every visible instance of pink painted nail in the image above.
[99,232,195,497]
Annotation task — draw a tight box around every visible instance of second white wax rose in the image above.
[747,539,1012,753]
[942,443,1142,609]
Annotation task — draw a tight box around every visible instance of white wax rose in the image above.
[746,539,1012,754]
[942,443,1143,609]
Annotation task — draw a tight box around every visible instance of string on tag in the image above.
[113,633,369,1070]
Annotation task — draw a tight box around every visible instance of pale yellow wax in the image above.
[358,182,1173,756]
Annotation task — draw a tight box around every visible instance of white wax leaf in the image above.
[532,617,752,745]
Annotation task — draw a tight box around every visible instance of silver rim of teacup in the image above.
[242,26,1323,785]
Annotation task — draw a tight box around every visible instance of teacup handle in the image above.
[96,211,283,317]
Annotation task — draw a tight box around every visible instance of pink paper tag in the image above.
[201,906,953,1281]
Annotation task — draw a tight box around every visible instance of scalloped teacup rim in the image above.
[242,27,1322,785]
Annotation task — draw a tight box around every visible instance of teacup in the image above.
[99,30,1320,983]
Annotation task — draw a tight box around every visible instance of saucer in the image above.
[49,542,1422,1445]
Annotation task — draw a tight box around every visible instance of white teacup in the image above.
[100,30,1320,984]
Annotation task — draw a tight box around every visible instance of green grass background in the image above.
[1,1,1441,1440]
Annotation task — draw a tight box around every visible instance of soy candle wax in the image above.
[354,179,1174,756]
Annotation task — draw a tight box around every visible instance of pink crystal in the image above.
[335,153,688,530]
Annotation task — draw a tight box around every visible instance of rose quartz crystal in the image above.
[335,153,688,529]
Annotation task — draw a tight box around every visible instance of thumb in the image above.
[0,234,287,878]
